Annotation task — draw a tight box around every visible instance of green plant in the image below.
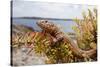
[32,33,74,63]
[72,8,97,60]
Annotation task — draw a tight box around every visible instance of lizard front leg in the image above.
[42,30,58,46]
[50,34,64,46]
[42,30,63,46]
[54,33,64,43]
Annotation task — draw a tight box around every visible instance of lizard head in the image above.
[37,20,59,34]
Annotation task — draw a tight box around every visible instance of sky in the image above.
[12,0,96,19]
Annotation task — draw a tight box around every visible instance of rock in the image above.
[12,45,47,66]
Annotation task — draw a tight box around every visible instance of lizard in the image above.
[36,20,97,58]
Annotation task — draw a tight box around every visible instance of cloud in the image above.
[12,1,96,19]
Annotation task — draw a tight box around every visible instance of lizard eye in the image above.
[45,20,48,23]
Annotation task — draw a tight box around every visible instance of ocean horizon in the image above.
[12,18,77,33]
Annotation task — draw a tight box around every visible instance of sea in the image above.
[12,18,77,33]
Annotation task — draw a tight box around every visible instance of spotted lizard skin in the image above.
[37,20,96,58]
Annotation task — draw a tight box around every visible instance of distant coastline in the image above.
[12,16,79,33]
[12,17,82,21]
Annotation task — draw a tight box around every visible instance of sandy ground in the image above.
[12,45,47,66]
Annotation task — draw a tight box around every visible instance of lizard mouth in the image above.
[36,20,43,28]
[36,21,40,26]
